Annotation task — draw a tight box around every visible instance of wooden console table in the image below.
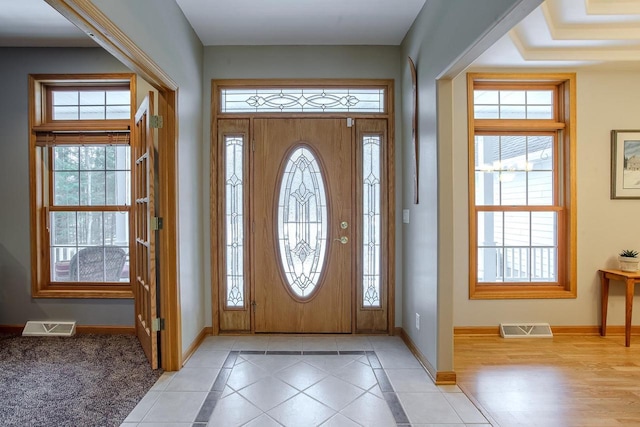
[600,269,640,347]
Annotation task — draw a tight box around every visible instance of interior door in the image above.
[133,92,158,368]
[253,118,353,333]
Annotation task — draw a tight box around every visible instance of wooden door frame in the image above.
[211,79,396,335]
[47,0,182,371]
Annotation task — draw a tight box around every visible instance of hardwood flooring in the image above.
[454,335,640,427]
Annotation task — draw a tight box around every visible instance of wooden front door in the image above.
[133,92,158,368]
[253,118,353,333]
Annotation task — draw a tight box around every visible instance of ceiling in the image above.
[0,0,96,47]
[1,0,640,69]
[174,0,426,45]
[473,0,640,70]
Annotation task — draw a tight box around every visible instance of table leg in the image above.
[601,273,609,337]
[626,278,634,347]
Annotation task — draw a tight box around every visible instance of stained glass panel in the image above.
[277,147,327,298]
[221,88,385,113]
[225,136,244,307]
[363,136,381,307]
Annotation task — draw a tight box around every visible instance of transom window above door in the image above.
[217,84,388,114]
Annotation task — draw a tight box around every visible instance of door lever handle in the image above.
[334,236,348,244]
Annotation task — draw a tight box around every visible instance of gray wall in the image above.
[399,0,541,372]
[0,47,134,325]
[91,0,205,354]
[202,45,403,326]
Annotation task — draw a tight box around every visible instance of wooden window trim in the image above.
[467,73,577,300]
[29,74,136,299]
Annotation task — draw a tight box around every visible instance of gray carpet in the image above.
[0,333,162,427]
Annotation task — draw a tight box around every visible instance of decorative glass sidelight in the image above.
[363,136,381,307]
[225,136,244,307]
[277,146,328,299]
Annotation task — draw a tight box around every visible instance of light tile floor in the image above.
[121,335,491,427]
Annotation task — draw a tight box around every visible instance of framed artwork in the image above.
[611,129,640,199]
[409,56,419,204]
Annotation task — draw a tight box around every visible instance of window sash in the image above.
[474,132,559,207]
[46,142,133,285]
[47,144,132,208]
[474,206,562,285]
[48,209,131,283]
[45,85,131,122]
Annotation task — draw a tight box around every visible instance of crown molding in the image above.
[586,0,640,15]
[510,27,640,61]
[508,1,640,63]
[543,1,640,40]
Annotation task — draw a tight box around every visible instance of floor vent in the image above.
[500,323,553,338]
[22,321,76,337]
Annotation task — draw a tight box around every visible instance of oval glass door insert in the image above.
[277,146,328,299]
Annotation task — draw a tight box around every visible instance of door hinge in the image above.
[152,318,165,332]
[251,300,257,313]
[150,115,164,128]
[252,139,255,152]
[151,216,163,231]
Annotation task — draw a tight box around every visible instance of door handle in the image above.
[334,236,348,244]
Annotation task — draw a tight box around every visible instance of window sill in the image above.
[32,284,134,299]
[470,284,576,300]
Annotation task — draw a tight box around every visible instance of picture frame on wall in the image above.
[611,129,640,199]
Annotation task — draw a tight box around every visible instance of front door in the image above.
[253,118,353,333]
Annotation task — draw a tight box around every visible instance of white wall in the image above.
[453,68,640,328]
[0,47,135,325]
[201,45,403,327]
[91,0,205,354]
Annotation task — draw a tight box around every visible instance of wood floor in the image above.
[454,335,640,427]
